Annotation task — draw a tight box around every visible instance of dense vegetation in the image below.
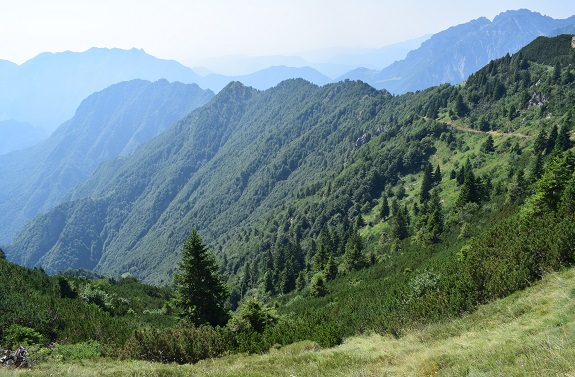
[2,35,575,368]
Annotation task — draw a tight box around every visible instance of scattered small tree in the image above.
[481,134,495,153]
[379,195,390,220]
[309,274,329,298]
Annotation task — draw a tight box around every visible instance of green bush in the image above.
[1,324,45,349]
[120,325,232,363]
[27,341,101,365]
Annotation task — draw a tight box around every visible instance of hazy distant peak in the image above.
[0,59,17,68]
[492,9,547,21]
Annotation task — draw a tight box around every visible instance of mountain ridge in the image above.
[340,9,575,93]
[0,79,214,245]
[6,79,388,282]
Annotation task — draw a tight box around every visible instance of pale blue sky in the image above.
[1,0,575,66]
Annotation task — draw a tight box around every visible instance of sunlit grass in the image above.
[6,266,575,376]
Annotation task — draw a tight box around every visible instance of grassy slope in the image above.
[9,265,575,376]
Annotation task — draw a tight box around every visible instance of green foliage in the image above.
[1,324,45,349]
[121,325,231,364]
[174,229,229,327]
[29,341,101,364]
[309,274,329,298]
[228,298,278,334]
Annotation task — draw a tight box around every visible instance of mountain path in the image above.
[442,119,530,139]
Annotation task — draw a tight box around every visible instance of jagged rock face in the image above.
[355,133,372,149]
[529,92,546,107]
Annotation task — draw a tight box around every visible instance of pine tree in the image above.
[309,274,328,298]
[529,153,545,183]
[391,198,400,216]
[391,206,409,240]
[174,229,229,327]
[240,262,253,297]
[456,167,479,207]
[533,128,548,155]
[547,125,558,154]
[313,228,332,273]
[324,252,338,281]
[263,271,275,294]
[454,93,468,117]
[507,169,527,204]
[456,165,466,185]
[553,61,562,83]
[342,232,366,272]
[555,123,571,152]
[295,271,307,291]
[379,195,390,220]
[419,162,433,202]
[559,171,575,217]
[425,190,444,243]
[433,164,442,185]
[279,259,296,294]
[481,134,495,153]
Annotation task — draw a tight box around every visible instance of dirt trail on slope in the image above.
[443,119,530,139]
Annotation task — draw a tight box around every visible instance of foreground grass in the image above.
[4,267,575,376]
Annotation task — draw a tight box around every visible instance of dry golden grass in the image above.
[4,267,575,376]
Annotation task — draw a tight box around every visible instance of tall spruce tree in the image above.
[456,166,479,207]
[174,229,229,327]
[533,128,548,155]
[433,164,442,185]
[324,252,338,281]
[379,195,390,220]
[342,232,366,272]
[391,206,409,240]
[556,123,571,152]
[419,162,433,202]
[547,125,558,154]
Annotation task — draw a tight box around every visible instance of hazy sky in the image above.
[2,0,575,67]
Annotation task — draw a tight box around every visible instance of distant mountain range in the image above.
[0,9,572,140]
[341,9,575,93]
[0,120,46,154]
[192,35,430,77]
[0,49,330,135]
[0,48,205,134]
[0,79,213,244]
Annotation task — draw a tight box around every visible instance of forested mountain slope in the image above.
[6,79,392,282]
[6,34,575,294]
[2,35,575,371]
[0,79,213,244]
